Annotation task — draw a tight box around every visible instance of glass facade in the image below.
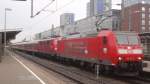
[123,0,150,7]
[90,0,111,16]
[96,0,105,14]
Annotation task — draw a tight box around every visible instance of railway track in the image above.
[119,76,150,84]
[104,72,150,84]
[10,49,150,84]
[12,50,103,84]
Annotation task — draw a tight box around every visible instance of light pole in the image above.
[4,8,12,56]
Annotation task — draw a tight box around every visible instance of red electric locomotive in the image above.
[11,29,144,75]
[56,29,143,75]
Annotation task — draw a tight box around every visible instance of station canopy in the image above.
[0,29,22,44]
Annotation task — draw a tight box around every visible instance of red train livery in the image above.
[11,29,144,75]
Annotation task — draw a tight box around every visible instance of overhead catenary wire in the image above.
[32,0,55,18]
[19,0,75,41]
[25,0,75,31]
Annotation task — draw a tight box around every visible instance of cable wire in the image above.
[25,0,75,31]
[32,0,55,17]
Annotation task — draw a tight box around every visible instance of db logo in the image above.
[103,48,107,54]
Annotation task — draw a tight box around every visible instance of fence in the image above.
[0,33,3,62]
[140,33,150,60]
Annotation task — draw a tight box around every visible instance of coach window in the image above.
[102,36,107,45]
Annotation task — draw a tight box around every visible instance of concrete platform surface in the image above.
[0,51,42,84]
[2,49,77,84]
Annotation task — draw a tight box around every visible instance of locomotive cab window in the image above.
[116,35,128,44]
[116,34,139,45]
[128,35,139,45]
[102,36,107,45]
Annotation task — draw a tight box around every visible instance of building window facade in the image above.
[142,13,145,19]
[142,0,146,4]
[142,20,145,25]
[124,0,150,7]
[142,26,146,31]
[142,7,146,12]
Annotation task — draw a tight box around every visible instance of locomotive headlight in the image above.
[118,57,122,61]
[133,49,143,54]
[118,49,128,54]
[84,50,88,54]
[54,48,58,51]
[138,57,142,60]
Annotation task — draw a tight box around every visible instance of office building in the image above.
[121,0,150,33]
[60,13,75,26]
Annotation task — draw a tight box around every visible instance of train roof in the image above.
[13,40,38,45]
[114,31,138,35]
[12,37,62,45]
[12,31,139,46]
[63,30,138,39]
[37,38,53,42]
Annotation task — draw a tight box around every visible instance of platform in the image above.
[0,51,42,84]
[0,28,22,62]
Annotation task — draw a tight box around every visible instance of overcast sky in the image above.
[0,0,121,42]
